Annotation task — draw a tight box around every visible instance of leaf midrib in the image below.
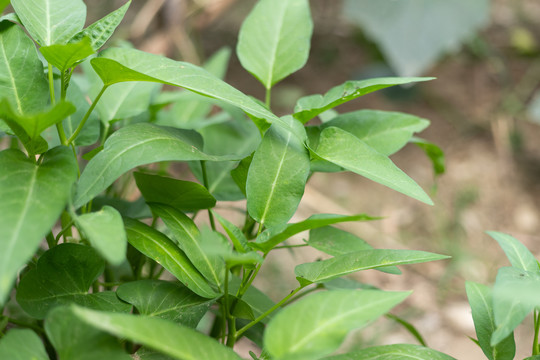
[0,31,23,113]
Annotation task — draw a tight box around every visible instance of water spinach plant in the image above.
[0,0,459,359]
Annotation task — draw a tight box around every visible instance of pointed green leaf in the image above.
[117,280,214,328]
[228,276,275,321]
[293,77,434,123]
[74,206,127,266]
[16,243,130,319]
[0,329,49,360]
[124,218,218,299]
[231,153,253,197]
[150,204,226,290]
[264,289,410,360]
[212,211,249,253]
[74,123,239,209]
[70,0,131,50]
[254,213,376,252]
[46,306,131,360]
[465,281,515,360]
[295,249,449,283]
[11,0,86,45]
[203,47,232,80]
[0,147,77,305]
[0,21,48,114]
[246,117,310,229]
[410,137,446,176]
[237,0,313,89]
[40,37,94,72]
[313,127,433,205]
[487,231,539,273]
[323,344,456,360]
[70,305,244,360]
[320,110,430,156]
[134,172,216,212]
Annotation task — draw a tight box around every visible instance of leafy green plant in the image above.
[0,0,454,359]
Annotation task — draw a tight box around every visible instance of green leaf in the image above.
[308,226,400,275]
[343,0,490,76]
[313,127,433,205]
[0,1,9,14]
[293,77,434,123]
[116,280,214,328]
[203,47,232,80]
[0,21,48,114]
[0,147,77,306]
[385,314,427,347]
[320,110,429,156]
[323,344,456,360]
[246,117,310,229]
[134,172,216,212]
[11,0,86,45]
[90,47,286,130]
[295,249,449,283]
[465,281,515,360]
[410,137,446,176]
[487,231,539,273]
[254,213,376,252]
[70,0,131,50]
[228,276,275,321]
[74,206,127,266]
[74,123,238,209]
[237,0,313,89]
[230,153,253,197]
[0,329,49,360]
[212,211,249,253]
[264,289,410,360]
[136,348,176,360]
[45,306,131,360]
[70,305,244,360]
[16,243,130,319]
[124,218,218,299]
[40,37,95,72]
[150,204,226,290]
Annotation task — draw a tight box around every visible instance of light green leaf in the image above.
[203,47,232,80]
[254,213,376,252]
[11,0,86,45]
[487,231,539,273]
[343,0,490,76]
[46,306,131,360]
[293,77,433,123]
[212,211,249,253]
[70,305,244,360]
[0,1,9,14]
[264,289,410,360]
[16,243,130,319]
[246,116,310,229]
[150,204,226,290]
[124,218,218,299]
[320,110,429,156]
[74,123,239,209]
[313,127,433,205]
[0,329,49,360]
[323,344,456,360]
[0,21,48,114]
[98,82,160,123]
[74,206,127,266]
[134,172,216,212]
[0,147,77,306]
[70,0,131,50]
[410,137,445,176]
[295,249,449,283]
[237,0,313,89]
[117,280,214,328]
[40,37,94,72]
[465,281,515,360]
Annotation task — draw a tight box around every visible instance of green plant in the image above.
[0,0,454,359]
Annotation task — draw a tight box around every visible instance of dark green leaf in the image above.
[323,344,456,360]
[228,276,275,321]
[135,172,216,212]
[231,153,253,197]
[237,0,313,89]
[0,147,77,305]
[212,211,249,253]
[264,289,410,360]
[295,249,449,283]
[487,231,539,273]
[0,329,48,360]
[410,137,446,176]
[116,280,214,328]
[0,1,9,14]
[293,77,434,123]
[231,297,255,321]
[16,243,130,319]
[124,218,217,299]
[40,37,95,72]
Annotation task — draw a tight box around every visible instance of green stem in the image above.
[48,63,68,146]
[45,231,56,248]
[533,310,540,355]
[265,87,271,109]
[236,285,306,339]
[68,85,108,145]
[200,160,216,231]
[6,317,45,335]
[274,243,309,250]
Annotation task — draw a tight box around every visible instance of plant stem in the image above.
[265,87,271,109]
[48,63,68,146]
[236,285,306,339]
[200,160,216,231]
[6,317,44,334]
[533,310,540,355]
[45,231,56,248]
[67,85,108,145]
[274,243,308,250]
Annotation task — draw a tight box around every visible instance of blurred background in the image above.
[28,0,540,358]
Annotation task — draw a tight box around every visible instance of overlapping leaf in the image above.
[323,344,456,360]
[0,329,49,360]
